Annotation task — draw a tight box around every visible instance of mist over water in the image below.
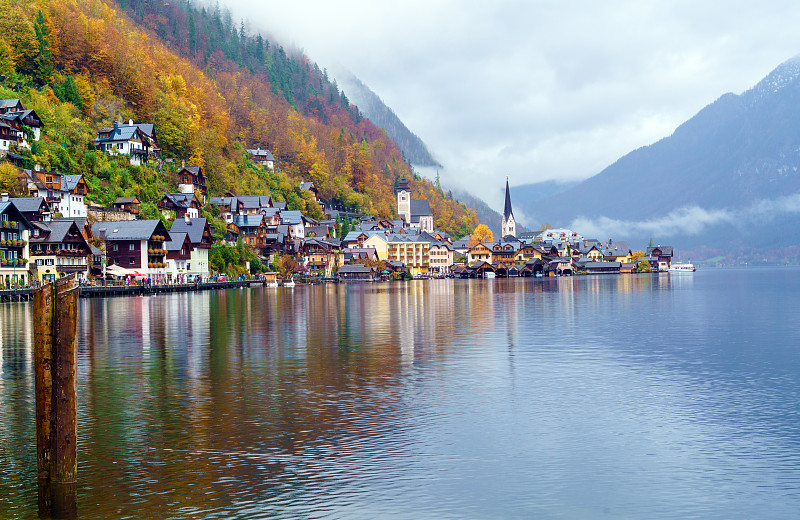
[3,270,800,518]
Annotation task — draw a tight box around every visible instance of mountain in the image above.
[332,68,442,168]
[523,56,800,255]
[0,0,477,238]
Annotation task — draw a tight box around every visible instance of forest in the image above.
[0,0,477,238]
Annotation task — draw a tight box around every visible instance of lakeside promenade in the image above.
[0,279,259,301]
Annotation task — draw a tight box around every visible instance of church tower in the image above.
[501,176,516,238]
[396,176,411,223]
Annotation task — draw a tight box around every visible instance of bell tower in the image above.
[501,176,516,238]
[396,176,411,223]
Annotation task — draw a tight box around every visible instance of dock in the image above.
[0,280,259,301]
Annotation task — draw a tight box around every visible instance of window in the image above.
[129,243,135,251]
[129,257,135,265]
[113,244,118,251]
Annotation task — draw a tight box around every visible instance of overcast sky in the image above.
[221,0,800,212]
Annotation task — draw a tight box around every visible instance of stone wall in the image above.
[87,205,136,222]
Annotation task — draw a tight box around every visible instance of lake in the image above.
[2,268,800,519]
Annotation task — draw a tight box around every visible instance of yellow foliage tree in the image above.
[470,223,493,245]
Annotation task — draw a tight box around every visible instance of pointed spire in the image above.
[503,176,513,220]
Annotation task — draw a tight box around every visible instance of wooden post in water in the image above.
[33,274,79,518]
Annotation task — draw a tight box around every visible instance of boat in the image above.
[282,277,295,287]
[669,261,696,273]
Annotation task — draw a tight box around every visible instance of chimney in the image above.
[129,119,133,126]
[113,121,119,130]
[182,160,185,168]
[1,193,7,202]
[185,214,191,225]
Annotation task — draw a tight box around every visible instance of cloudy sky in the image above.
[222,0,800,212]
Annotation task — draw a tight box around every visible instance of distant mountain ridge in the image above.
[521,55,800,253]
[333,68,442,168]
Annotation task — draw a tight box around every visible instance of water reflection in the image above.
[2,272,800,518]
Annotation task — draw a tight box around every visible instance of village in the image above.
[0,98,677,292]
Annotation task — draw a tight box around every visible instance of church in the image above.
[502,177,516,239]
[395,177,434,233]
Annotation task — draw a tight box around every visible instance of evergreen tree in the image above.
[33,10,53,85]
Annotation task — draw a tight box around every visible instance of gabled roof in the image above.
[10,197,49,214]
[164,232,189,252]
[114,197,139,204]
[30,220,82,244]
[91,219,166,241]
[0,99,23,109]
[61,175,84,192]
[280,210,304,225]
[233,214,265,228]
[162,193,197,209]
[246,148,274,161]
[178,165,203,176]
[168,218,209,245]
[95,124,143,143]
[0,201,32,229]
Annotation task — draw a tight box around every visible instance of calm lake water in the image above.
[2,268,800,519]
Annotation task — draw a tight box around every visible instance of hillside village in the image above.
[0,97,676,288]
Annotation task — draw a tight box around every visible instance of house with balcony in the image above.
[158,193,202,220]
[94,120,158,166]
[233,214,267,250]
[23,169,88,218]
[29,220,91,283]
[176,165,208,202]
[0,198,32,288]
[0,108,43,151]
[466,243,493,265]
[10,197,51,223]
[167,217,213,281]
[91,220,171,279]
[246,148,275,169]
[302,238,342,277]
[112,196,140,215]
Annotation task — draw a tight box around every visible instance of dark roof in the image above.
[646,246,673,256]
[61,175,83,192]
[0,99,22,109]
[162,193,196,209]
[179,165,202,176]
[338,265,375,274]
[95,124,142,143]
[246,148,274,161]
[168,218,208,244]
[114,197,138,204]
[10,197,48,213]
[503,177,514,220]
[164,232,188,252]
[30,221,80,244]
[585,261,621,269]
[0,201,31,229]
[91,220,166,241]
[410,199,432,217]
[233,214,265,228]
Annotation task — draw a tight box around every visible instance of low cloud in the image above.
[568,191,800,240]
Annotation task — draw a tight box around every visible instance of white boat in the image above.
[282,278,296,287]
[266,281,279,288]
[669,261,696,273]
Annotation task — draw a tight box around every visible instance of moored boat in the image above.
[669,261,696,273]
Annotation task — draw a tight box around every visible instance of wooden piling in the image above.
[33,274,78,484]
[33,282,55,480]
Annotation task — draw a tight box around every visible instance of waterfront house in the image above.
[492,242,519,264]
[386,234,432,276]
[23,170,88,218]
[467,243,493,265]
[584,261,621,275]
[546,257,577,276]
[168,217,213,281]
[303,238,341,277]
[603,240,633,263]
[0,197,32,287]
[158,193,202,220]
[337,264,378,282]
[469,260,496,278]
[428,240,454,274]
[164,232,193,281]
[646,246,673,271]
[29,220,91,283]
[91,220,171,278]
[233,214,267,250]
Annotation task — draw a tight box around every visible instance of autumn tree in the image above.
[470,224,493,246]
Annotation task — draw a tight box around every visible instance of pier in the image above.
[0,280,258,301]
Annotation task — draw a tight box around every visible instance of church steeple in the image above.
[502,176,516,238]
